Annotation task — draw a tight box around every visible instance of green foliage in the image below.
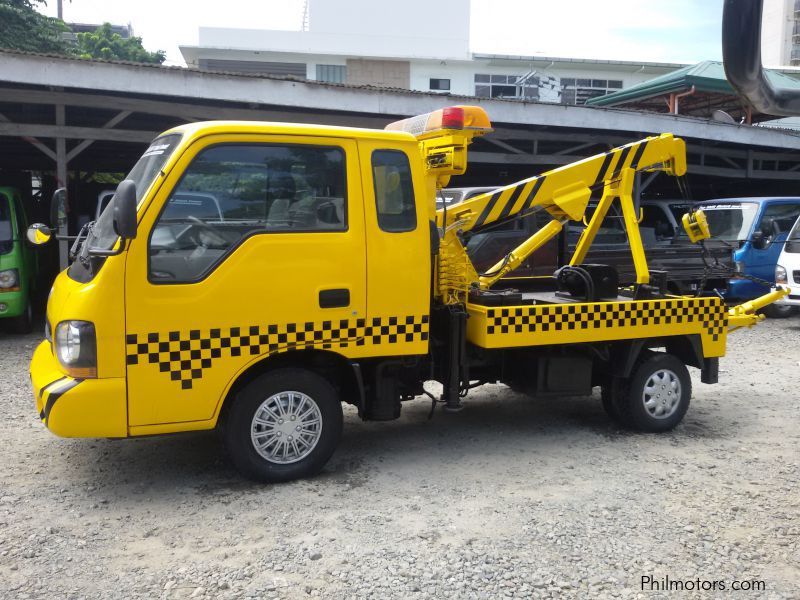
[0,2,165,64]
[0,0,70,54]
[75,22,165,64]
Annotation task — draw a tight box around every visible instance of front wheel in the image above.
[616,352,691,432]
[762,303,796,319]
[224,368,343,482]
[6,301,33,334]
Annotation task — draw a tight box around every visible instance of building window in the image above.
[474,74,520,99]
[429,78,451,91]
[560,78,623,105]
[316,64,346,84]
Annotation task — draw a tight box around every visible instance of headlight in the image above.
[0,269,19,289]
[776,265,788,284]
[54,320,97,378]
[734,261,745,275]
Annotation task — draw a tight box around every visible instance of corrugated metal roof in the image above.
[586,60,800,107]
[0,48,487,101]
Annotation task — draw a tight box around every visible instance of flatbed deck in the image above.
[466,294,728,355]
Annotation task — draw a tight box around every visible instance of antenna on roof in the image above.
[301,0,309,31]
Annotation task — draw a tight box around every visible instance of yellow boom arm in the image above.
[434,133,687,301]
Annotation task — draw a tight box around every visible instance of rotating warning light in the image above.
[385,105,493,138]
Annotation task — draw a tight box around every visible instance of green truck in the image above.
[0,187,39,333]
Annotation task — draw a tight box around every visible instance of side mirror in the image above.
[26,223,52,245]
[112,180,137,240]
[50,187,67,234]
[751,229,766,249]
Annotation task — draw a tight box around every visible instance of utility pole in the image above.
[57,0,63,20]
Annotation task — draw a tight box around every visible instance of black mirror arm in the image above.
[87,239,128,257]
[723,0,800,116]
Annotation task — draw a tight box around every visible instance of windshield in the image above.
[789,216,800,241]
[83,134,182,254]
[701,203,759,242]
[68,134,182,282]
[0,194,12,254]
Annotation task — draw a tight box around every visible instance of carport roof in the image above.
[3,49,800,152]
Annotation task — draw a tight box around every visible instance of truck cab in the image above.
[0,186,38,333]
[697,197,800,316]
[32,121,432,447]
[774,214,800,314]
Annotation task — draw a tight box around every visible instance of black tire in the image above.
[224,368,343,483]
[601,377,630,426]
[617,352,691,432]
[762,303,796,319]
[7,301,33,334]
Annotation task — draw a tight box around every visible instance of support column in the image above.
[55,104,69,269]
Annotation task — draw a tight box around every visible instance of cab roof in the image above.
[161,120,418,144]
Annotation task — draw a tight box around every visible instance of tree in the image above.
[0,0,70,54]
[75,22,166,64]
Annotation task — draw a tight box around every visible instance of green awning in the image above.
[586,60,800,107]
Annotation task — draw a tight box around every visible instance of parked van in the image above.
[696,198,800,317]
[0,187,39,332]
[774,214,800,315]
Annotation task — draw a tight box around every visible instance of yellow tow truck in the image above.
[28,105,787,482]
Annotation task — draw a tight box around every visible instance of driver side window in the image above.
[148,143,347,283]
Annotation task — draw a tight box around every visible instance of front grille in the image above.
[794,270,800,284]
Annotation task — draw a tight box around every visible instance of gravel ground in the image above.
[1,317,799,599]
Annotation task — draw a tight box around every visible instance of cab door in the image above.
[357,140,430,358]
[124,134,366,426]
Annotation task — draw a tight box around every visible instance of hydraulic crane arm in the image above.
[439,133,687,233]
[438,133,687,298]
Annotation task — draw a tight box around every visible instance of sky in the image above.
[40,0,724,67]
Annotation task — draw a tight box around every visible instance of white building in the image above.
[179,0,683,105]
[761,0,800,66]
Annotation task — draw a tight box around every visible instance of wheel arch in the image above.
[215,349,362,428]
[606,334,704,378]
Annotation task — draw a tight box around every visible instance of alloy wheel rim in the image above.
[250,391,323,464]
[642,369,682,419]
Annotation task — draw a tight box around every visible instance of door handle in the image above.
[319,288,350,308]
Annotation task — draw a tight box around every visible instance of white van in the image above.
[775,215,800,315]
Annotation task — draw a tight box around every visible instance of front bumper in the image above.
[726,277,770,302]
[0,289,26,318]
[776,293,800,306]
[31,340,127,438]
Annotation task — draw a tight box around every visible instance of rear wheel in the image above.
[617,352,691,432]
[224,368,343,482]
[601,376,630,426]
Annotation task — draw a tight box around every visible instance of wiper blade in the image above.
[69,221,94,265]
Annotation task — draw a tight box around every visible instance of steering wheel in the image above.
[186,215,227,247]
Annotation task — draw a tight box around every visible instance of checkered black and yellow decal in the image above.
[126,315,430,389]
[467,297,728,356]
